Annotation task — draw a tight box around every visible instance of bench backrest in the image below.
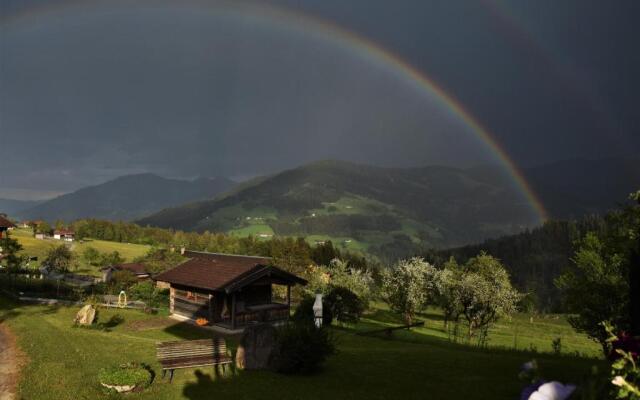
[156,338,228,361]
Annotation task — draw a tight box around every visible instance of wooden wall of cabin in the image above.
[171,284,212,321]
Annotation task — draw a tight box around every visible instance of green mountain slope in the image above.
[138,160,540,254]
[18,173,235,222]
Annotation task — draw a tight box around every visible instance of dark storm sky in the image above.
[1,0,638,199]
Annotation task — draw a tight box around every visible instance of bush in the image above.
[270,322,335,374]
[129,281,169,309]
[98,362,152,388]
[325,287,365,324]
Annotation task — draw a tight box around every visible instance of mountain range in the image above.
[0,198,42,216]
[137,160,543,256]
[137,158,639,257]
[16,174,235,222]
[6,157,638,258]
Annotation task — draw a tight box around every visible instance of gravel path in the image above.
[0,324,21,400]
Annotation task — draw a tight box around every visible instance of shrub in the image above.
[98,362,152,389]
[129,281,169,309]
[270,322,335,374]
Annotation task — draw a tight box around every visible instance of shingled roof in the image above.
[0,216,15,229]
[154,251,307,292]
[103,262,149,276]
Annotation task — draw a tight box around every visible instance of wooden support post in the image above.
[208,293,213,324]
[231,293,236,330]
[287,285,291,308]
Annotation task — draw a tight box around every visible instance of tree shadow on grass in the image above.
[0,310,21,323]
[181,367,238,399]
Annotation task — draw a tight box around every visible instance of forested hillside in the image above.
[427,216,608,311]
[139,160,540,256]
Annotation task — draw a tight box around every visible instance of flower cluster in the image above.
[609,331,640,362]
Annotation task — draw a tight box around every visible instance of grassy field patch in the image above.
[0,297,603,400]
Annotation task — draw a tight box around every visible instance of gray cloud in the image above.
[1,0,638,198]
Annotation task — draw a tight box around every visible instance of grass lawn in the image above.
[10,228,151,276]
[0,297,603,400]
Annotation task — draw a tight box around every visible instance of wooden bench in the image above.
[156,338,232,382]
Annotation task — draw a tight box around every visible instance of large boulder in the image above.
[235,323,277,370]
[74,304,96,325]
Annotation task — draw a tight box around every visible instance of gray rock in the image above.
[235,323,277,370]
[74,304,96,325]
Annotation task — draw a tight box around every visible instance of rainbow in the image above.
[1,0,548,222]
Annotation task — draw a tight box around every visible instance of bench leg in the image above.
[169,369,175,383]
[162,369,166,379]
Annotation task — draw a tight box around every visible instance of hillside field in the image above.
[0,297,602,400]
[10,228,150,276]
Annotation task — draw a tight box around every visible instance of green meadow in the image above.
[0,297,602,400]
[10,228,150,276]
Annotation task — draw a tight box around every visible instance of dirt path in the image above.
[0,324,23,400]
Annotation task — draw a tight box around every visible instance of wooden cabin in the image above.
[154,251,307,330]
[0,215,15,239]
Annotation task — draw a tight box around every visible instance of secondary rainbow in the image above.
[1,0,549,222]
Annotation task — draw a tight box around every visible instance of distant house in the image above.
[53,230,75,242]
[154,250,307,331]
[0,216,15,239]
[101,263,150,282]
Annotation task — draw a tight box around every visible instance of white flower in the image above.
[528,381,576,400]
[611,376,626,387]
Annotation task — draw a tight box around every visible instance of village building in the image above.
[101,262,150,283]
[0,215,16,239]
[154,250,307,331]
[53,229,75,242]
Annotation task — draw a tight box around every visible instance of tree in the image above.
[555,190,640,352]
[270,237,312,276]
[434,257,463,328]
[34,221,52,235]
[324,259,374,305]
[629,191,640,335]
[324,286,365,324]
[133,247,184,274]
[381,257,437,324]
[99,251,124,267]
[82,247,101,266]
[0,237,24,269]
[109,270,138,292]
[556,232,630,353]
[454,253,521,340]
[43,245,73,273]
